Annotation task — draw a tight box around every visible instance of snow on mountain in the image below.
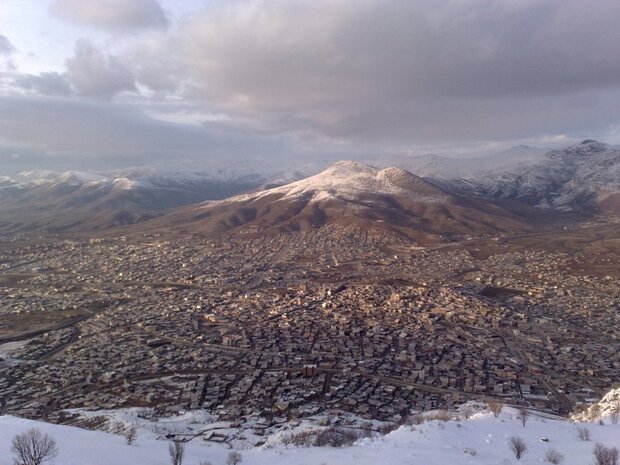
[56,171,109,185]
[445,140,620,213]
[0,176,22,189]
[14,170,191,191]
[155,159,536,242]
[0,140,617,234]
[0,168,283,233]
[110,177,149,191]
[212,161,450,207]
[13,170,111,189]
[15,169,59,181]
[1,405,619,465]
[260,170,310,189]
[5,164,319,198]
[401,145,548,179]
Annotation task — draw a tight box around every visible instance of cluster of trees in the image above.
[167,440,242,465]
[506,435,618,465]
[7,428,243,465]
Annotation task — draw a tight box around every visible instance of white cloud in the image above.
[51,0,168,32]
[0,34,15,55]
[66,39,136,98]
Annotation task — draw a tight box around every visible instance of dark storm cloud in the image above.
[134,0,620,143]
[3,0,620,172]
[14,72,72,96]
[0,95,293,170]
[50,0,169,32]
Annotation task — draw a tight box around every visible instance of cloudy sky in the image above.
[1,0,620,173]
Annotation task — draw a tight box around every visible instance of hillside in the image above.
[1,405,619,465]
[149,161,537,243]
[0,170,266,233]
[468,140,620,213]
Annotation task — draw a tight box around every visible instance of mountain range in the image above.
[0,170,268,233]
[0,140,618,236]
[465,140,620,213]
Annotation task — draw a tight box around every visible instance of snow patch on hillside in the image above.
[572,387,620,422]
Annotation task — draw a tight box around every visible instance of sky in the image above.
[1,0,620,174]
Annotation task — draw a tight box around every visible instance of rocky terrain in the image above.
[448,140,620,214]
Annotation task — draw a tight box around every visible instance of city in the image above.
[1,223,618,444]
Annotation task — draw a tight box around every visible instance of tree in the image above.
[544,449,564,464]
[11,428,59,465]
[517,407,529,427]
[110,420,125,435]
[169,441,185,465]
[593,443,619,465]
[488,401,503,418]
[508,436,527,460]
[576,426,591,441]
[125,424,137,445]
[227,451,242,465]
[610,402,619,425]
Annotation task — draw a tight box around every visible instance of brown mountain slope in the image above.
[145,161,540,244]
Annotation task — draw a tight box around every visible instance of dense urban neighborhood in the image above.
[1,225,618,442]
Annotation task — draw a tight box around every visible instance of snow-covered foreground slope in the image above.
[1,407,619,465]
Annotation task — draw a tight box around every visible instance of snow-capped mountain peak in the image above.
[232,161,449,205]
